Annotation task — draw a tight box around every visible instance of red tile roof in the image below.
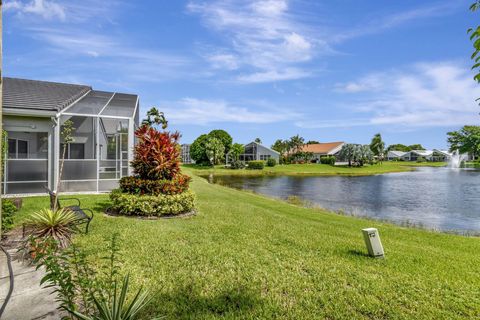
[301,142,344,154]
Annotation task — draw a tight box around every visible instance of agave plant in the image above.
[69,275,159,320]
[26,208,78,248]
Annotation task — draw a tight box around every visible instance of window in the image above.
[259,155,271,160]
[70,143,85,159]
[8,139,29,159]
[61,143,86,159]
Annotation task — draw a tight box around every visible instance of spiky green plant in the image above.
[26,208,78,247]
[69,275,159,320]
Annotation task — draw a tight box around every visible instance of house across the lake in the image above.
[181,144,194,164]
[237,141,280,163]
[387,149,452,162]
[300,142,345,163]
[2,77,139,195]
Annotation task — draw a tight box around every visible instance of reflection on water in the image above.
[206,167,480,233]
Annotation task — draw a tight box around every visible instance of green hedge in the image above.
[247,160,265,170]
[320,156,336,166]
[119,174,190,195]
[110,189,196,216]
[230,160,245,169]
[266,158,277,167]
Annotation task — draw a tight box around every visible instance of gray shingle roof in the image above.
[3,77,91,112]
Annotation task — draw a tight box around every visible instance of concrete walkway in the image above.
[0,247,62,319]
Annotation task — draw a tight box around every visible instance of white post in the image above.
[53,117,60,192]
[362,228,385,258]
[96,117,100,192]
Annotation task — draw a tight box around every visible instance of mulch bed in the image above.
[104,207,197,220]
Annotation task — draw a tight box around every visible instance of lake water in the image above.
[206,167,480,233]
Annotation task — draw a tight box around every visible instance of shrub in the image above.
[266,158,277,167]
[119,174,190,196]
[247,160,265,170]
[131,125,181,180]
[320,156,336,166]
[230,160,245,169]
[1,199,17,233]
[416,157,427,162]
[32,234,156,319]
[25,208,78,248]
[110,189,196,216]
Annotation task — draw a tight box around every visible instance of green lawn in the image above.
[184,161,447,177]
[12,172,480,319]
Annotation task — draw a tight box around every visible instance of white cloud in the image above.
[237,67,310,83]
[295,118,372,129]
[21,28,190,82]
[251,0,287,16]
[332,2,463,43]
[161,98,298,124]
[187,0,321,82]
[5,0,66,21]
[331,62,480,128]
[207,53,239,70]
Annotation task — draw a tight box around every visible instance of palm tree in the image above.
[289,135,305,154]
[370,133,385,163]
[339,144,355,166]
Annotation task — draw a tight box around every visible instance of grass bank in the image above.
[184,161,447,177]
[11,174,480,319]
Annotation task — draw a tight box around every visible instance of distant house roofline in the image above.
[301,141,345,155]
[245,141,280,154]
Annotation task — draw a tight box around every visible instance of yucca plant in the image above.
[69,275,159,320]
[26,208,78,248]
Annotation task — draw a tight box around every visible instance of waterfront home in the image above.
[237,141,280,162]
[181,144,194,164]
[2,77,139,195]
[387,150,408,161]
[387,149,452,162]
[300,142,345,162]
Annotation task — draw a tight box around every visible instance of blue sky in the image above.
[4,0,480,148]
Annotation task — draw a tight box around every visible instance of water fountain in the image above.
[449,150,467,168]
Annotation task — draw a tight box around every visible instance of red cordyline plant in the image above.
[130,108,182,181]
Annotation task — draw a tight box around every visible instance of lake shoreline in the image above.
[183,162,447,177]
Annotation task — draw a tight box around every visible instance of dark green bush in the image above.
[2,199,17,232]
[247,160,265,170]
[110,189,196,216]
[416,157,427,163]
[230,160,245,169]
[320,156,336,166]
[266,158,277,167]
[119,174,190,195]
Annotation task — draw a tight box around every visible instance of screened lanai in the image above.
[2,78,139,195]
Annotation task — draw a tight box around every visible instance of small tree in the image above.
[370,133,385,163]
[209,129,233,156]
[229,143,245,162]
[254,137,262,144]
[205,137,225,165]
[54,119,75,211]
[359,145,374,166]
[141,107,168,129]
[271,139,289,162]
[190,134,210,165]
[339,144,355,166]
[447,125,480,159]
